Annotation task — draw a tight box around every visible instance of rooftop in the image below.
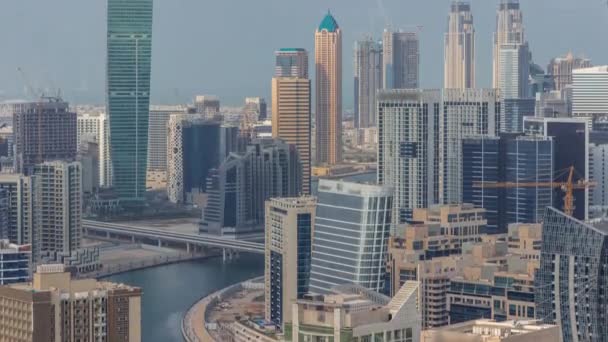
[573,65,608,74]
[318,11,339,32]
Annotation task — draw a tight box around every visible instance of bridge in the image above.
[83,220,264,255]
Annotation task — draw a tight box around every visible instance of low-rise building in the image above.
[284,282,421,342]
[421,319,562,342]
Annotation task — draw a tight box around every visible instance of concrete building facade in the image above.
[354,37,383,128]
[382,30,419,89]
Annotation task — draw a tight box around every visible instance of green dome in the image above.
[318,11,339,32]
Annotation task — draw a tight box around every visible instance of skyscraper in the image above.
[547,52,592,91]
[382,29,419,89]
[377,89,440,225]
[275,48,309,78]
[572,66,608,117]
[106,0,153,206]
[444,1,475,89]
[0,174,36,245]
[10,97,77,173]
[309,180,393,294]
[499,43,530,100]
[264,197,316,327]
[536,207,608,342]
[354,37,383,128]
[493,0,525,89]
[272,75,311,194]
[315,11,342,165]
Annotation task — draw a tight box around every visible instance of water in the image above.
[106,255,264,342]
[107,172,375,342]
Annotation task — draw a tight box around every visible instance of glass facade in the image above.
[536,207,608,342]
[107,0,153,205]
[296,213,312,297]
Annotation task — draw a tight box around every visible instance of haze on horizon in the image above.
[0,0,606,107]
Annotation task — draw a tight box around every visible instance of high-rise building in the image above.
[275,48,309,78]
[0,264,141,342]
[440,89,500,205]
[462,134,554,234]
[272,76,311,195]
[106,0,153,205]
[315,11,342,165]
[444,1,475,89]
[76,113,103,151]
[536,207,608,342]
[590,143,608,214]
[547,52,592,91]
[309,180,393,294]
[0,174,36,246]
[243,97,267,122]
[98,113,112,188]
[535,90,569,118]
[492,0,525,89]
[382,29,419,90]
[354,37,383,128]
[523,117,590,220]
[498,43,530,100]
[200,139,302,235]
[572,66,608,117]
[11,97,77,173]
[32,161,82,261]
[194,95,221,119]
[377,89,440,225]
[264,197,316,327]
[0,240,31,285]
[167,115,237,204]
[147,105,188,173]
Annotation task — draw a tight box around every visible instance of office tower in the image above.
[590,143,608,215]
[147,105,188,174]
[440,89,500,205]
[107,0,153,206]
[572,66,608,117]
[272,75,311,195]
[76,113,104,151]
[377,89,440,225]
[444,1,475,89]
[200,139,302,235]
[167,115,237,204]
[536,207,608,342]
[32,161,82,261]
[309,180,393,294]
[382,29,419,90]
[421,320,560,342]
[78,141,100,194]
[285,282,421,342]
[315,11,342,165]
[499,43,530,100]
[264,197,316,327]
[493,0,525,89]
[0,174,36,246]
[244,97,267,122]
[0,240,31,285]
[195,95,221,119]
[0,264,141,342]
[524,117,590,220]
[275,48,309,78]
[547,52,592,91]
[354,37,383,128]
[11,97,77,173]
[462,134,553,234]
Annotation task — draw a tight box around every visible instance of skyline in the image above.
[0,0,606,106]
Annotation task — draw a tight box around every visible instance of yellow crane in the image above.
[473,166,596,217]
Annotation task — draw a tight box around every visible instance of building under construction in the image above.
[9,97,77,174]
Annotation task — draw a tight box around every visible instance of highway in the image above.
[83,220,264,254]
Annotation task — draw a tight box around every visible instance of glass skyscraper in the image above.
[106,0,153,205]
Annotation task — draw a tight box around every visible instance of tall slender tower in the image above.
[354,38,383,128]
[106,0,153,206]
[315,11,342,165]
[382,29,419,89]
[272,48,312,194]
[444,1,475,89]
[492,0,525,89]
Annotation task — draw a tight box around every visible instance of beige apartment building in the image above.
[444,1,475,89]
[315,11,342,165]
[0,264,141,342]
[272,77,312,194]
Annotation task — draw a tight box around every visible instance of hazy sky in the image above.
[0,0,607,107]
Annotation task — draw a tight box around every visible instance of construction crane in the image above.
[473,166,596,217]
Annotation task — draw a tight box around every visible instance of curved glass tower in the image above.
[106,0,153,206]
